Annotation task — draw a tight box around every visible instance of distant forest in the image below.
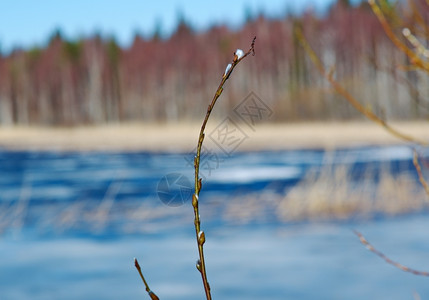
[0,0,428,126]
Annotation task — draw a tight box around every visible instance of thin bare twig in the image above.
[353,230,429,277]
[192,37,256,300]
[368,0,429,73]
[134,258,160,300]
[413,150,429,197]
[294,27,428,146]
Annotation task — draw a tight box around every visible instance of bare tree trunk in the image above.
[0,94,13,125]
[86,50,104,123]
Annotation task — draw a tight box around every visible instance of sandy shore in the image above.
[0,121,427,152]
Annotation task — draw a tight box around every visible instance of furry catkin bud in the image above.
[233,48,244,62]
[224,63,232,77]
[235,49,244,59]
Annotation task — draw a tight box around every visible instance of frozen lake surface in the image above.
[2,217,429,299]
[0,145,428,299]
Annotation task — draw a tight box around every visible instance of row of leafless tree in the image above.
[0,0,428,126]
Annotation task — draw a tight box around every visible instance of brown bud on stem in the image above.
[192,194,198,208]
[149,291,160,300]
[198,231,206,245]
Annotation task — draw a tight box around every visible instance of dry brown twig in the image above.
[354,230,429,276]
[368,1,429,198]
[297,0,429,280]
[352,1,429,279]
[294,26,428,146]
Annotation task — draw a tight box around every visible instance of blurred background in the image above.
[1,1,429,299]
[0,0,428,125]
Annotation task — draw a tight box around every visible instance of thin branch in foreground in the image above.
[192,37,256,300]
[134,258,160,300]
[368,0,429,73]
[294,27,428,146]
[353,230,429,277]
[402,28,429,59]
[413,150,429,198]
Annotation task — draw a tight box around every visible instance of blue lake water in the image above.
[0,145,428,299]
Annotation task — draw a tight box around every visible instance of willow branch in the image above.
[192,37,256,300]
[354,231,429,277]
